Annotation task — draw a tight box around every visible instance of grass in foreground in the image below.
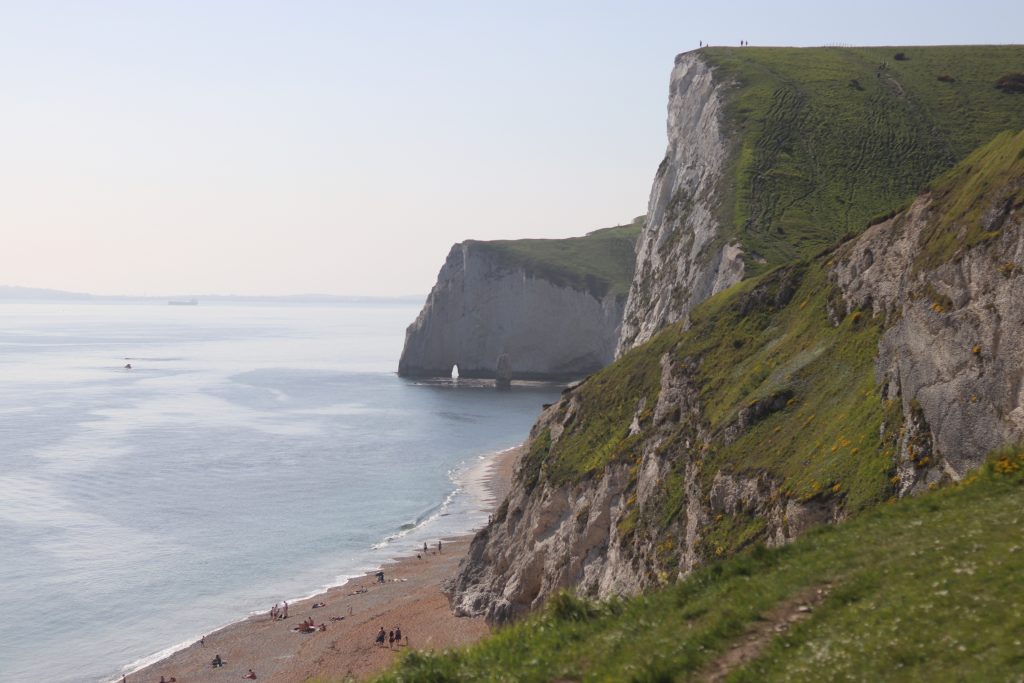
[371,451,1024,682]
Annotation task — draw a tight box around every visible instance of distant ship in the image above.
[168,298,198,306]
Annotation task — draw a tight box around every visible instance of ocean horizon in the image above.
[0,300,561,683]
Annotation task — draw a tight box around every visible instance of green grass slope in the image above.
[518,130,1024,563]
[917,128,1024,270]
[700,45,1024,274]
[469,217,643,299]
[524,256,892,521]
[377,452,1024,682]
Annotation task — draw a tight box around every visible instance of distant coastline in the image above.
[0,285,424,305]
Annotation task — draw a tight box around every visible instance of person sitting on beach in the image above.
[319,623,327,631]
[243,669,257,679]
[211,654,224,668]
[312,601,325,608]
[375,626,386,646]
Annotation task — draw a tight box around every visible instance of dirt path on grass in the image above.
[700,583,832,682]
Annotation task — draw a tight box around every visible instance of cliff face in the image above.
[398,224,639,380]
[452,351,844,622]
[618,53,742,353]
[452,130,1024,623]
[620,46,1024,355]
[831,133,1024,493]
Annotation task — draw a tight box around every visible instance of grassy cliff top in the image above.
[699,45,1024,274]
[467,217,643,299]
[374,451,1024,682]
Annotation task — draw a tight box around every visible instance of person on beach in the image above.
[212,654,224,668]
[423,542,427,554]
[244,669,257,679]
[438,539,442,553]
[200,634,205,647]
[389,629,395,648]
[282,601,288,619]
[376,626,386,646]
[395,625,402,645]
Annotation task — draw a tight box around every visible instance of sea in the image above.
[0,300,562,683]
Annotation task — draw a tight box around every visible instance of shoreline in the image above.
[123,445,520,683]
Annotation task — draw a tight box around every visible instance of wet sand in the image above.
[128,446,520,683]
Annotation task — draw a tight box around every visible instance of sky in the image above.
[1,1,1019,297]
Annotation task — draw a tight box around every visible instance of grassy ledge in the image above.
[468,218,643,300]
[916,128,1024,270]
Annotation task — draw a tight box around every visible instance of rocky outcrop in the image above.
[618,52,743,354]
[398,233,635,380]
[832,189,1024,494]
[452,134,1024,623]
[452,351,844,621]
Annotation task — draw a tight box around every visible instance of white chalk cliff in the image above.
[618,52,744,354]
[398,233,635,380]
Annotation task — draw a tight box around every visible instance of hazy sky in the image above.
[1,1,1018,296]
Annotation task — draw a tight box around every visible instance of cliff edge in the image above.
[620,45,1024,353]
[452,130,1024,622]
[451,42,1024,622]
[398,221,641,380]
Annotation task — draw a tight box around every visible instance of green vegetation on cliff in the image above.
[523,256,891,516]
[378,452,1024,682]
[917,128,1024,270]
[503,128,1024,580]
[469,217,643,299]
[700,45,1024,274]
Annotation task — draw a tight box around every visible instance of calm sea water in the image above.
[0,301,560,683]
